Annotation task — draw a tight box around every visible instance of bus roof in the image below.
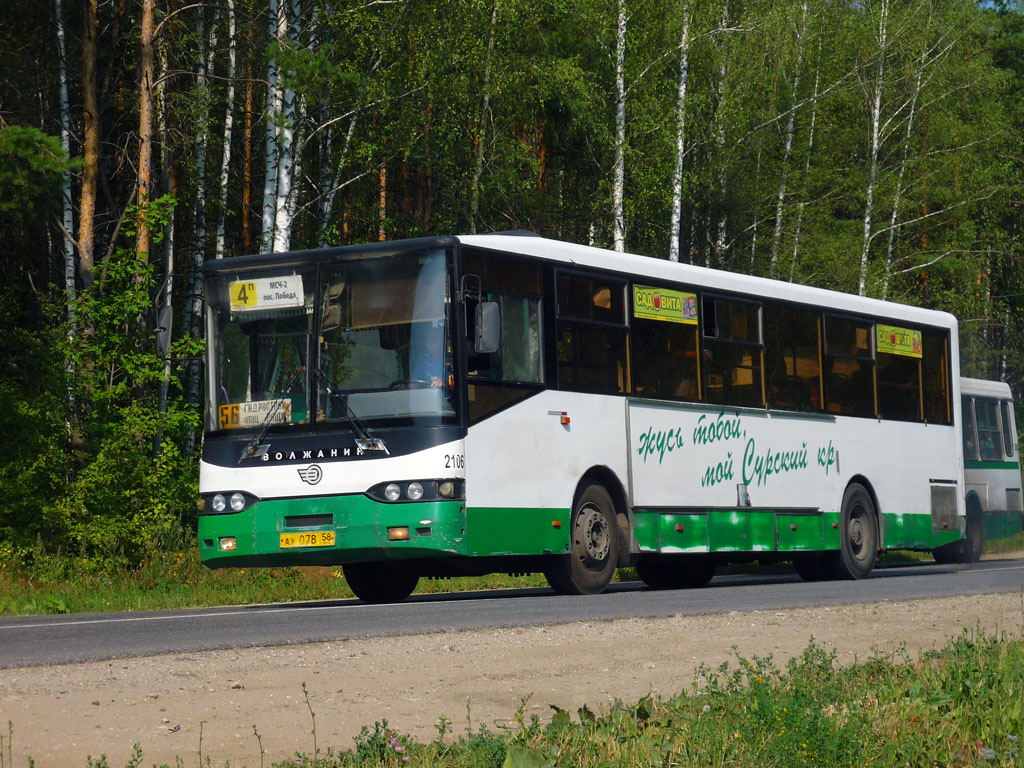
[459,233,958,331]
[960,377,1012,399]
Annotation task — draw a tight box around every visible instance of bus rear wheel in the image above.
[636,555,716,590]
[544,483,619,595]
[824,482,878,580]
[934,501,983,565]
[343,562,419,604]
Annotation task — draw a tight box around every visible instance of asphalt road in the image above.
[2,558,1023,669]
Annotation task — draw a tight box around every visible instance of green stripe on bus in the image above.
[964,459,1020,470]
[631,509,962,553]
[464,507,571,556]
[199,495,469,567]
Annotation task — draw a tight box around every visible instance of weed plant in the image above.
[12,628,1021,767]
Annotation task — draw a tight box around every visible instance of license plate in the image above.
[280,531,336,549]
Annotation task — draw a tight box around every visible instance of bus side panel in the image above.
[627,401,962,553]
[464,391,630,557]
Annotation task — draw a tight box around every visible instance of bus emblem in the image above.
[297,465,322,485]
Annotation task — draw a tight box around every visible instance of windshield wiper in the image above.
[238,365,306,462]
[315,368,389,455]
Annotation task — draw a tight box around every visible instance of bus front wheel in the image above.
[544,483,619,595]
[343,562,419,604]
[825,482,878,580]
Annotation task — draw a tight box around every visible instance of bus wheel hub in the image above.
[577,505,610,563]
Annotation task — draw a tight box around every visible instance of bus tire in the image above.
[343,562,419,604]
[636,555,715,590]
[544,483,619,595]
[824,482,878,580]
[934,501,983,565]
[793,554,829,582]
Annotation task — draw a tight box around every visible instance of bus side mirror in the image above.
[155,305,173,358]
[475,301,500,354]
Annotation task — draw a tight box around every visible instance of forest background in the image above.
[0,0,1022,576]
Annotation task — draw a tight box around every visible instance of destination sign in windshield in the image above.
[229,275,304,312]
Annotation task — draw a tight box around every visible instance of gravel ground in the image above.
[1,586,1023,767]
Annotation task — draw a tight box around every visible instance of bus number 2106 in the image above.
[445,454,465,469]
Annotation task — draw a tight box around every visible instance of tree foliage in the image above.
[0,0,1022,567]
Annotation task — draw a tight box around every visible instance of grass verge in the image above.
[7,627,1021,767]
[1,530,1020,616]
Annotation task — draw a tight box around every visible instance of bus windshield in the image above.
[318,249,455,425]
[205,248,455,432]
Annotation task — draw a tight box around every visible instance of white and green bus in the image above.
[952,377,1023,562]
[197,233,968,602]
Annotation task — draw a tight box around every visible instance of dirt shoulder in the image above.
[2,588,1023,768]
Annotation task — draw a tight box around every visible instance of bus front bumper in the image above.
[199,494,467,568]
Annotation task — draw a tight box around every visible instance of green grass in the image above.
[1,532,1020,617]
[985,530,1024,555]
[9,627,1023,768]
[0,542,560,616]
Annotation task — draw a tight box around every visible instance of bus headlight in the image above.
[200,491,257,514]
[367,480,465,503]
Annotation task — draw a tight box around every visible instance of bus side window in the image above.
[1001,400,1016,458]
[922,330,951,424]
[976,398,1003,460]
[823,316,875,417]
[555,273,629,395]
[763,303,821,412]
[701,296,763,408]
[962,396,978,460]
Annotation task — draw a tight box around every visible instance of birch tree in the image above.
[768,0,810,276]
[667,1,691,263]
[215,0,238,259]
[469,0,499,235]
[54,0,76,329]
[612,0,627,251]
[261,0,282,251]
[272,0,302,252]
[856,0,890,296]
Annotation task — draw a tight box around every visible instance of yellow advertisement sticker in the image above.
[877,324,922,358]
[633,285,698,324]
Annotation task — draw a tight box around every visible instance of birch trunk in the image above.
[242,15,255,253]
[54,0,76,329]
[880,59,923,300]
[261,0,282,251]
[857,0,889,297]
[469,0,498,235]
[272,0,301,252]
[79,0,99,286]
[185,9,217,429]
[215,0,237,259]
[612,0,627,252]
[790,33,822,282]
[154,42,175,457]
[713,0,729,266]
[185,8,211,338]
[668,1,691,263]
[769,0,808,276]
